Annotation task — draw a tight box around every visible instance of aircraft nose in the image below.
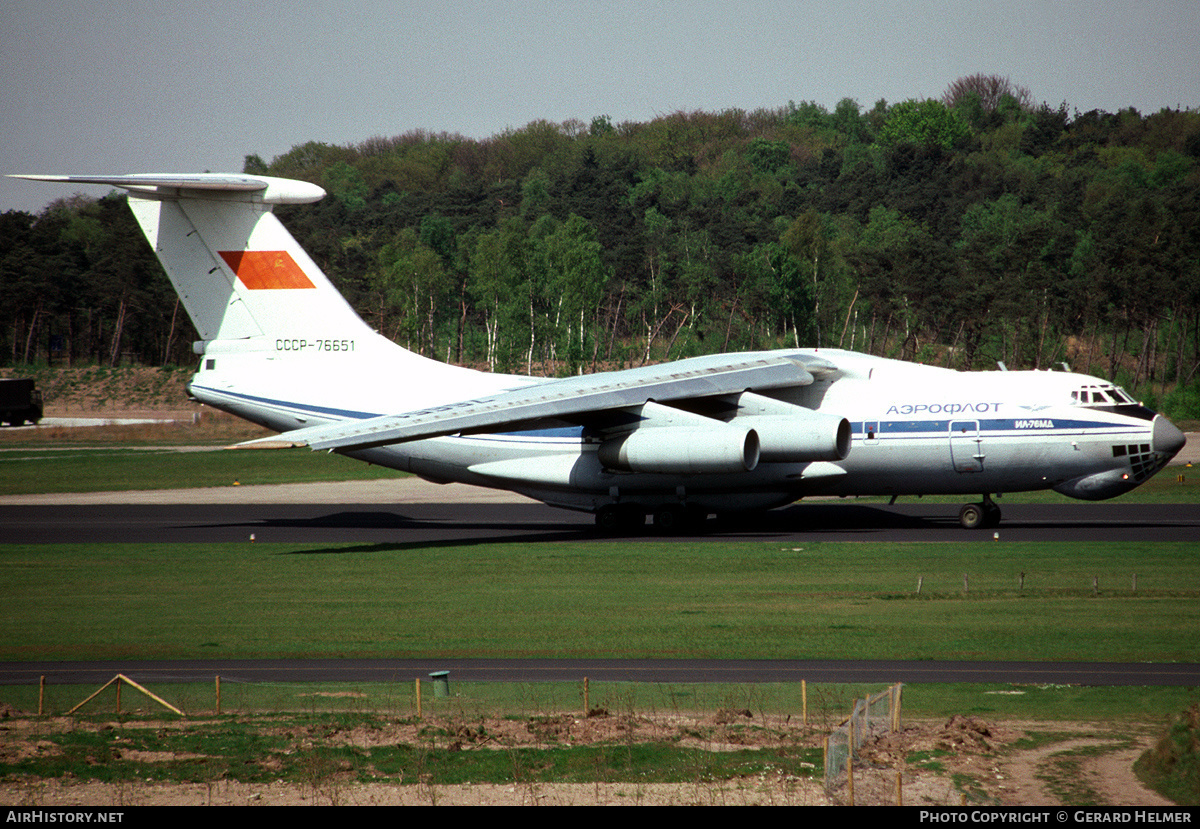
[1153,414,1186,460]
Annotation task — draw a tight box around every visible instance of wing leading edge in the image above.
[236,351,836,452]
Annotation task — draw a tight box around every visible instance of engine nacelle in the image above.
[598,426,760,474]
[735,413,851,462]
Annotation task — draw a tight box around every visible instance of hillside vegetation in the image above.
[1137,704,1200,805]
[0,365,194,413]
[3,75,1199,417]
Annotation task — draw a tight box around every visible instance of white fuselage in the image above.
[189,342,1178,515]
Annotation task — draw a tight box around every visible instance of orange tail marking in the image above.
[219,250,316,290]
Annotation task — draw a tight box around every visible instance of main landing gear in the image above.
[595,504,646,534]
[958,494,1001,529]
[594,503,708,535]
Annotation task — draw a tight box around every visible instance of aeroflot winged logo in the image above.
[219,251,316,290]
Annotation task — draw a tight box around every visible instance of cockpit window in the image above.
[1070,383,1155,420]
[1072,384,1134,407]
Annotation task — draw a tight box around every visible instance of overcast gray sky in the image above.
[3,0,1197,213]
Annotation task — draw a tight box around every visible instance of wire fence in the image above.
[824,683,903,784]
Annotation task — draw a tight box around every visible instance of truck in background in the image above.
[0,378,44,426]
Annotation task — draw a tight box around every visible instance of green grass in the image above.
[0,446,403,494]
[2,541,1198,662]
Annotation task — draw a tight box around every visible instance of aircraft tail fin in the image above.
[11,174,367,346]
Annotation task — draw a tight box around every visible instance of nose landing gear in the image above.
[959,495,1001,529]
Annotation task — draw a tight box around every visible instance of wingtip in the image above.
[226,438,309,451]
[8,174,70,182]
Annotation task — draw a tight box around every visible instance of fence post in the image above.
[847,748,854,806]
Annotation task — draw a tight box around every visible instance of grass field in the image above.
[3,439,1198,804]
[0,445,404,495]
[2,540,1197,663]
[5,676,1196,726]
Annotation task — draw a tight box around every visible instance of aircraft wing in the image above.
[237,351,835,452]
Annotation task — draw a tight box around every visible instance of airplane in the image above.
[14,172,1187,532]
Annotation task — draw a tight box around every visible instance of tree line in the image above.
[3,74,1199,417]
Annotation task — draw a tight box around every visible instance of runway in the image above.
[4,658,1200,687]
[2,497,1199,544]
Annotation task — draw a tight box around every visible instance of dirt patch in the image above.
[0,709,833,806]
[0,710,1177,807]
[847,716,1172,807]
[985,730,1173,807]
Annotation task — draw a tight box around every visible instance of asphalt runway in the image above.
[4,658,1200,687]
[2,499,1199,544]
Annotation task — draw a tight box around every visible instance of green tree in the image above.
[745,138,791,175]
[781,211,831,347]
[323,161,368,212]
[373,228,452,356]
[957,194,1067,368]
[878,99,971,150]
[468,224,526,371]
[541,214,611,372]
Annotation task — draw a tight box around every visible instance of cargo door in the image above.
[950,420,984,472]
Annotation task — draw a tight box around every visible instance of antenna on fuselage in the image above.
[997,361,1007,371]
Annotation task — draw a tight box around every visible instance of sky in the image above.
[2,0,1198,213]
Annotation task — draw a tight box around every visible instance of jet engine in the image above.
[598,425,760,474]
[736,412,851,462]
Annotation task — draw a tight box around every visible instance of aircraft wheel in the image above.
[652,506,682,533]
[958,503,985,530]
[595,505,645,535]
[653,505,706,535]
[983,503,1002,528]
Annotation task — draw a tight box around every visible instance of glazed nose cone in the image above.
[1153,415,1186,460]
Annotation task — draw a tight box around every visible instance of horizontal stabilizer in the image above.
[236,351,833,452]
[9,174,325,204]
